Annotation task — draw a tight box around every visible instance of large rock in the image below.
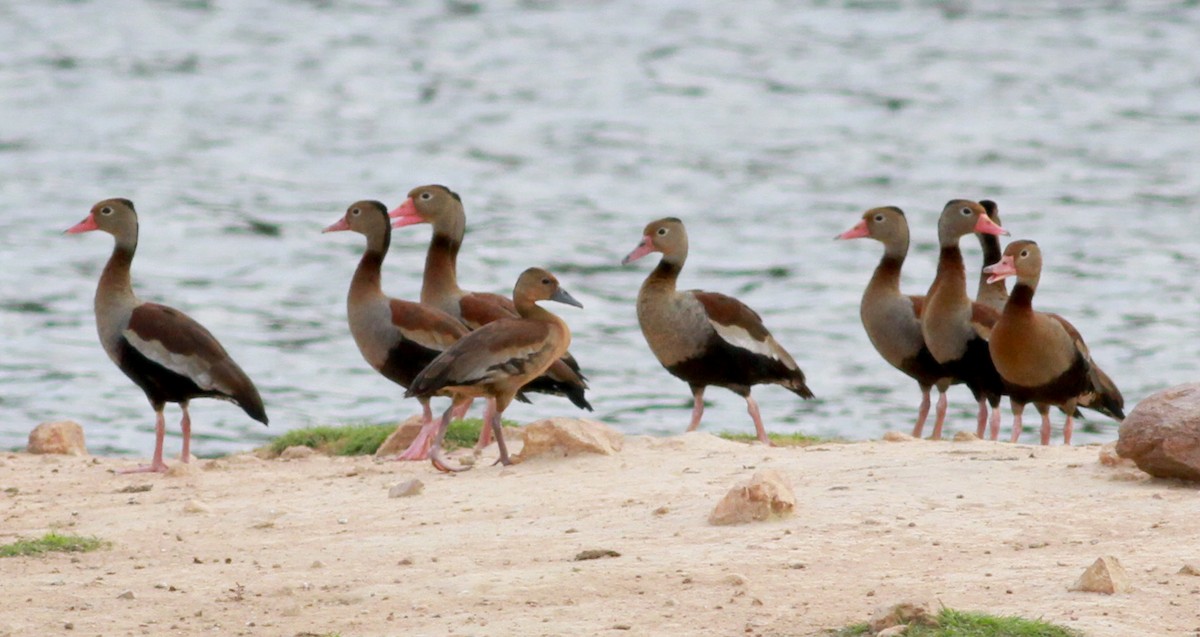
[1069,556,1132,594]
[373,416,425,458]
[708,469,795,525]
[1116,383,1200,481]
[27,421,87,456]
[514,418,623,462]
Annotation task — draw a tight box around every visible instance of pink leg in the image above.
[179,402,192,462]
[474,397,498,450]
[1039,408,1052,446]
[930,390,948,441]
[393,398,436,461]
[988,402,1001,441]
[687,387,705,432]
[912,387,931,438]
[745,395,773,446]
[452,398,473,420]
[1062,410,1074,446]
[430,399,470,473]
[1009,402,1025,444]
[120,408,169,474]
[975,396,988,438]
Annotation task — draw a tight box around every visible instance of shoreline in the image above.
[1,432,1195,637]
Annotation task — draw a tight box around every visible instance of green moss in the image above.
[716,431,830,447]
[265,418,521,457]
[829,608,1081,637]
[0,532,110,558]
[266,423,395,456]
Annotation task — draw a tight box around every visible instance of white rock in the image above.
[388,479,424,498]
[1070,556,1132,594]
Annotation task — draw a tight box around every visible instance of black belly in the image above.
[665,334,796,397]
[1003,352,1090,409]
[942,335,1005,404]
[900,345,955,389]
[116,338,221,408]
[377,338,444,389]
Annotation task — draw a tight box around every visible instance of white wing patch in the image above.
[709,321,798,369]
[123,329,230,394]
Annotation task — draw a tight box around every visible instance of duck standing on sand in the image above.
[323,200,472,460]
[837,207,958,439]
[406,268,582,472]
[66,199,268,473]
[983,240,1125,444]
[921,200,1008,440]
[623,217,813,444]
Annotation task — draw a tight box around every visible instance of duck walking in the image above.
[389,185,591,449]
[983,240,1125,444]
[323,201,471,460]
[66,199,267,473]
[623,217,813,444]
[837,207,958,439]
[921,200,1008,440]
[406,268,582,472]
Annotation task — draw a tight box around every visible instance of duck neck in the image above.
[96,232,137,311]
[932,244,968,303]
[977,233,1008,304]
[866,239,907,298]
[421,229,463,305]
[351,229,389,298]
[1006,280,1037,313]
[643,252,685,296]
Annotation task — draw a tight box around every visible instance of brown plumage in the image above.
[66,198,267,474]
[406,267,582,471]
[983,240,1125,445]
[623,217,813,444]
[975,200,1009,311]
[921,199,1009,440]
[837,206,959,439]
[389,185,591,423]
[323,200,472,461]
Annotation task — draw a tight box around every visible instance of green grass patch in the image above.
[717,431,830,447]
[0,532,110,558]
[265,418,521,457]
[829,608,1081,637]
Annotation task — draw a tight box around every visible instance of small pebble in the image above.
[388,479,424,498]
[311,560,325,569]
[337,518,349,525]
[117,590,135,600]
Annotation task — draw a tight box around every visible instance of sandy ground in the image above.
[1,431,1198,637]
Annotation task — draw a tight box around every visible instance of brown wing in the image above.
[407,319,557,396]
[458,292,518,329]
[389,299,468,352]
[124,303,265,422]
[692,290,799,369]
[969,301,1001,339]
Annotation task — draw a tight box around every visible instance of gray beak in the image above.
[550,287,583,309]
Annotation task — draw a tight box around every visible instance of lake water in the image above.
[2,1,1198,457]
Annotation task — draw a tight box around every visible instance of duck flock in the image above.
[65,189,1124,474]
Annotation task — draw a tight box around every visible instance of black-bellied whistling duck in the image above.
[389,184,591,449]
[323,200,474,461]
[983,240,1125,445]
[622,217,813,444]
[406,267,582,472]
[66,199,267,473]
[921,200,1009,440]
[836,207,958,439]
[975,200,1008,312]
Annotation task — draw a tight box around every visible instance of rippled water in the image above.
[2,1,1198,457]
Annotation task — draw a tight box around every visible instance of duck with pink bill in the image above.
[623,217,813,445]
[388,185,591,451]
[983,240,1125,445]
[921,200,1010,440]
[66,199,268,473]
[323,200,477,461]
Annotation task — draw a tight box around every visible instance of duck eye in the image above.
[100,207,113,215]
[656,228,668,236]
[351,208,360,216]
[541,278,551,285]
[873,214,884,222]
[1019,249,1029,258]
[960,207,971,216]
[420,192,433,201]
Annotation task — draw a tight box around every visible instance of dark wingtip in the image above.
[566,389,594,411]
